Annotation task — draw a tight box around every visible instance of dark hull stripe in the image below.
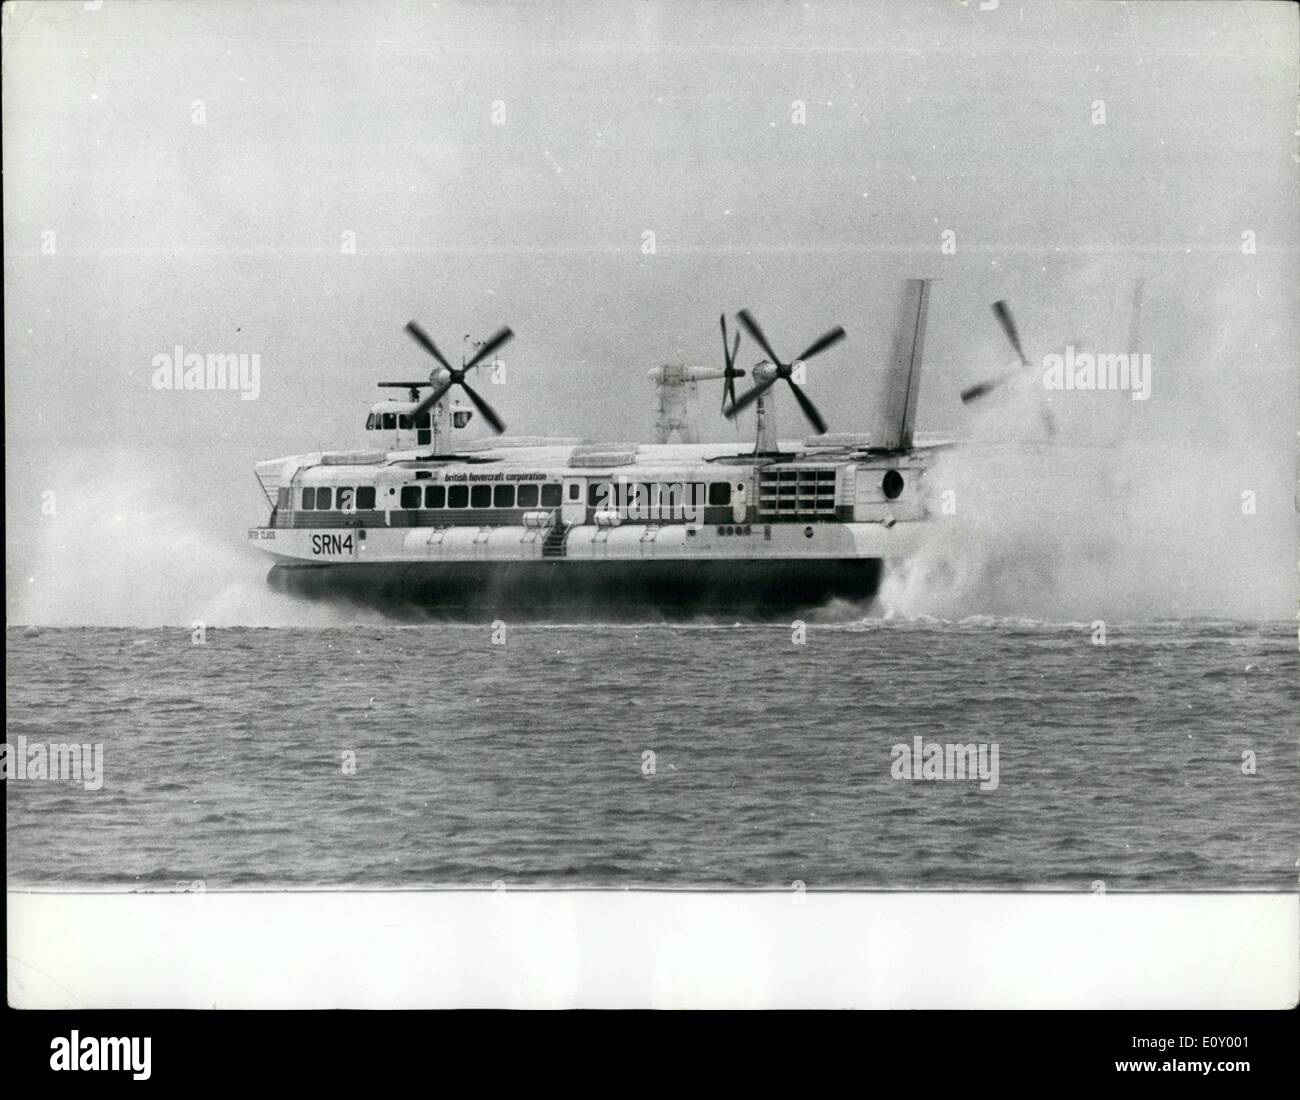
[267,558,882,622]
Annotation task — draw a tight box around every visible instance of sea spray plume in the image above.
[881,276,1296,623]
[10,447,390,627]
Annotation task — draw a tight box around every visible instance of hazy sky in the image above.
[4,0,1296,623]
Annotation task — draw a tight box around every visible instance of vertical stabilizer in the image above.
[876,278,931,450]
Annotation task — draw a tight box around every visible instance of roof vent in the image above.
[569,443,637,468]
[802,432,872,449]
[320,450,386,465]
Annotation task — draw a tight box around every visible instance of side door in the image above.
[561,477,586,525]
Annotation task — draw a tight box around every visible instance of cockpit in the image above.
[369,405,475,447]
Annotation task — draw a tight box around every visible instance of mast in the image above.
[753,390,778,454]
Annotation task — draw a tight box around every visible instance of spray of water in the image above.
[9,448,388,628]
[880,278,1297,623]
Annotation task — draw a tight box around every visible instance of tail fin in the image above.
[875,278,932,450]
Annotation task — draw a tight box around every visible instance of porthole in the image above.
[882,470,904,500]
[804,526,814,539]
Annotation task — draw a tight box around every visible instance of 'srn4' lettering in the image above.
[312,534,354,555]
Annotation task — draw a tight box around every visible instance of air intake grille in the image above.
[757,467,838,519]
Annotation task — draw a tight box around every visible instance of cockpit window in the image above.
[382,413,397,430]
[365,414,375,430]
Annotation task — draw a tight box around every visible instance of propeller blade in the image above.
[735,309,784,367]
[726,375,777,419]
[720,314,733,371]
[411,380,453,418]
[992,300,1028,366]
[723,374,740,414]
[721,327,743,413]
[458,380,506,434]
[785,376,827,434]
[405,322,454,373]
[463,326,514,372]
[795,325,846,364]
[959,371,1019,404]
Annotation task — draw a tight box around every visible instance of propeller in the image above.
[960,300,1055,437]
[725,309,845,435]
[719,314,745,413]
[405,321,513,433]
[960,300,1030,405]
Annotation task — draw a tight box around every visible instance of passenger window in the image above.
[356,486,376,510]
[494,484,515,508]
[448,485,469,508]
[337,487,355,512]
[517,484,539,507]
[425,485,445,508]
[398,414,412,430]
[541,483,561,507]
[400,486,421,508]
[709,482,731,506]
[301,487,316,510]
[319,487,334,509]
[470,485,491,508]
[382,413,397,430]
[589,482,613,507]
[452,410,472,429]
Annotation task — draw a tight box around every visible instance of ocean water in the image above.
[6,619,1296,891]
